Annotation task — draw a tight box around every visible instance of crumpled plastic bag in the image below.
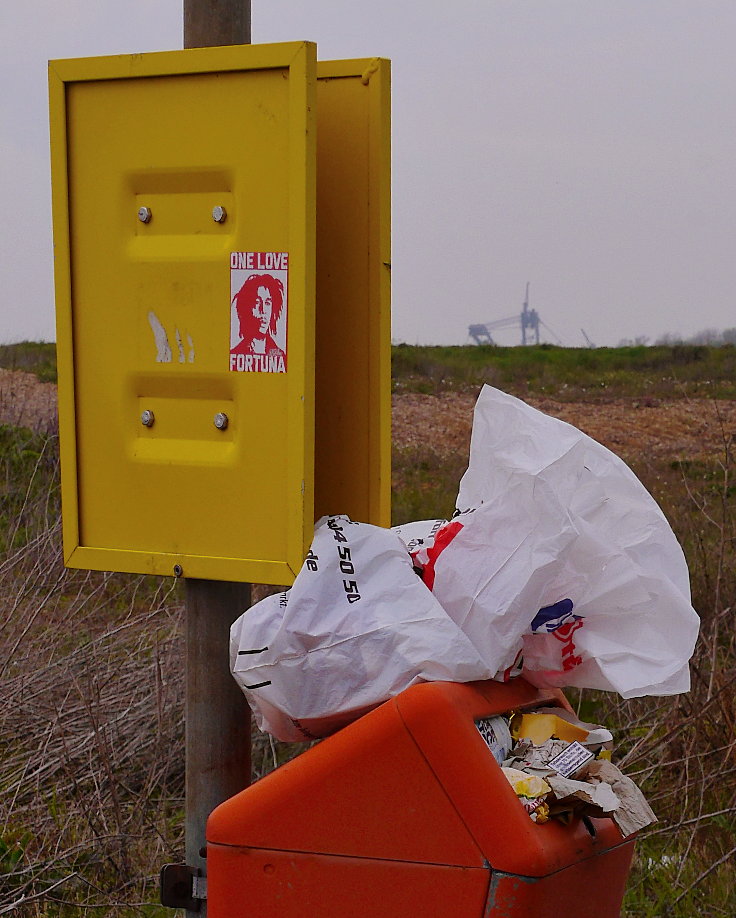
[232,386,700,741]
[420,385,700,697]
[230,515,491,741]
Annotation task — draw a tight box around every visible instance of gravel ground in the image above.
[2,367,734,466]
[392,389,736,464]
[0,368,58,434]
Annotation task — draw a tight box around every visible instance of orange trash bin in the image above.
[206,679,635,917]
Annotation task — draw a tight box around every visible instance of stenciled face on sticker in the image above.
[254,286,272,337]
[231,273,285,357]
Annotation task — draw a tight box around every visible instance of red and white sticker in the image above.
[229,252,289,373]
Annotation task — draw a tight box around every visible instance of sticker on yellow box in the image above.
[230,251,289,373]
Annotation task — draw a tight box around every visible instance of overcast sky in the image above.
[1,1,735,347]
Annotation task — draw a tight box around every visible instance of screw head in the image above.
[212,205,227,224]
[141,409,155,427]
[137,206,152,224]
[213,412,229,431]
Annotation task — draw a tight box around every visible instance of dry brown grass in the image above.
[0,516,185,914]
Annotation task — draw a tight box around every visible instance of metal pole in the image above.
[184,579,251,891]
[184,0,251,47]
[182,4,252,915]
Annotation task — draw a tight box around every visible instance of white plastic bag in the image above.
[424,385,700,697]
[231,515,491,741]
[391,518,446,556]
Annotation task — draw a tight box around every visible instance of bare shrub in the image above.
[0,429,185,914]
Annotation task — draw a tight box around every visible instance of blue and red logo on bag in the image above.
[530,598,578,633]
[531,599,584,672]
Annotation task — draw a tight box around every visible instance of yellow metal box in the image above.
[313,58,391,527]
[49,43,390,584]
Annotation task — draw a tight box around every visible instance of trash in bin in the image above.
[546,740,595,778]
[474,714,513,765]
[512,710,591,745]
[501,767,553,822]
[585,760,658,837]
[499,704,657,837]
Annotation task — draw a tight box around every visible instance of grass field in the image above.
[0,343,734,916]
[392,341,736,399]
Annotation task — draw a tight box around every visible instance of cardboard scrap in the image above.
[544,772,620,813]
[505,737,569,769]
[586,760,658,837]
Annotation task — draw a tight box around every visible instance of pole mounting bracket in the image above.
[160,863,207,911]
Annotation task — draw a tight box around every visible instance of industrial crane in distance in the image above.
[468,283,562,346]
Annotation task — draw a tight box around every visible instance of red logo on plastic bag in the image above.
[418,520,464,590]
[551,618,585,671]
